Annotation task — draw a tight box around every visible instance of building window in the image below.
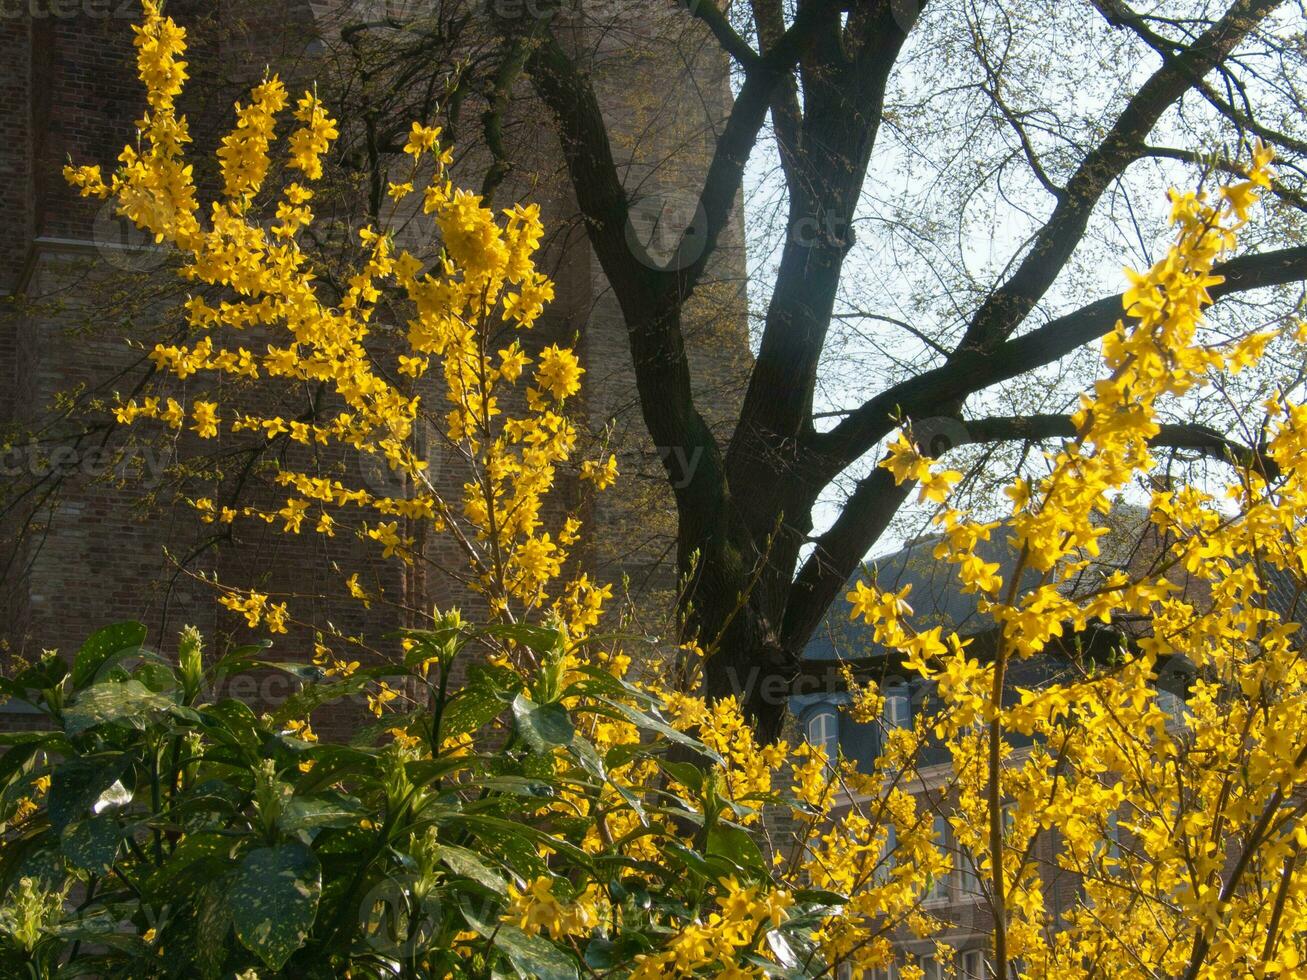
[1101,808,1122,869]
[927,813,951,903]
[918,954,944,980]
[870,964,899,980]
[1157,688,1187,724]
[805,703,840,765]
[875,823,897,885]
[958,844,982,895]
[961,950,992,978]
[883,681,910,730]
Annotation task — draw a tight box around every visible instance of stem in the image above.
[988,640,1009,980]
[1260,846,1299,967]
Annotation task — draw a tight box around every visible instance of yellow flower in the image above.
[346,573,371,607]
[535,345,583,401]
[403,121,442,158]
[190,401,219,438]
[366,682,398,717]
[580,454,619,490]
[367,521,405,559]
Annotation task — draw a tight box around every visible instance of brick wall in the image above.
[0,0,749,733]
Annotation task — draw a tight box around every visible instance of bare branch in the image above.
[961,412,1278,477]
[816,243,1307,471]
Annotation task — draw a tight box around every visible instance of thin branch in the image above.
[960,412,1278,478]
[815,243,1307,471]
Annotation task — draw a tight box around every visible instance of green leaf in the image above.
[71,621,147,690]
[209,640,274,684]
[48,757,129,832]
[145,831,238,900]
[568,736,606,781]
[61,816,121,875]
[604,742,646,772]
[435,844,508,892]
[766,927,801,969]
[479,776,556,799]
[563,664,656,706]
[199,699,264,754]
[597,697,725,766]
[583,937,616,970]
[664,842,734,882]
[459,820,546,884]
[0,653,67,702]
[268,667,390,728]
[0,745,38,796]
[706,823,768,880]
[571,737,647,826]
[468,661,527,692]
[229,841,321,971]
[278,793,367,833]
[435,661,524,741]
[462,898,578,980]
[472,623,566,658]
[793,888,848,908]
[454,814,592,869]
[195,875,235,980]
[439,684,508,740]
[64,679,175,735]
[657,759,705,795]
[512,694,574,753]
[0,731,63,748]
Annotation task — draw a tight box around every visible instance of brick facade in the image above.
[0,1,749,732]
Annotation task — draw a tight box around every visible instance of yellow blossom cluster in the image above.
[844,143,1307,976]
[68,0,617,644]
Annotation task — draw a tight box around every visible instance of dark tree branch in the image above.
[981,81,1064,199]
[727,0,921,526]
[678,0,760,68]
[832,310,952,358]
[955,0,1284,357]
[961,413,1278,477]
[782,466,913,650]
[519,27,726,510]
[784,243,1307,651]
[1139,144,1307,211]
[816,243,1307,471]
[750,0,805,197]
[480,33,537,201]
[1092,0,1307,160]
[673,0,846,298]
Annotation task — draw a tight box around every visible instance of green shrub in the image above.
[0,620,835,978]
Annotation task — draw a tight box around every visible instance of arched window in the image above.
[883,681,910,730]
[927,813,951,903]
[1157,688,1186,724]
[804,703,840,765]
[874,822,897,885]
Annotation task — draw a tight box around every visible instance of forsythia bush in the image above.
[1,2,1305,977]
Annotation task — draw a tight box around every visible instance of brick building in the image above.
[0,1,749,730]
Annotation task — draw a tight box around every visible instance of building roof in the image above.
[804,531,1043,663]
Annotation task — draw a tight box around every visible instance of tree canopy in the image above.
[440,0,1307,736]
